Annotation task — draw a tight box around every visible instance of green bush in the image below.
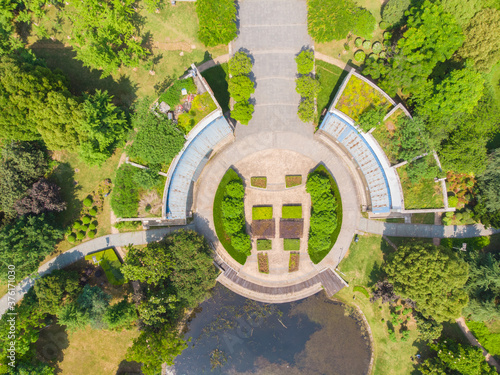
[379,21,389,29]
[196,0,237,47]
[158,78,197,107]
[88,230,96,239]
[467,321,500,357]
[282,205,302,219]
[448,195,459,208]
[82,216,91,224]
[356,106,386,131]
[228,76,255,102]
[284,238,300,251]
[89,223,97,230]
[89,207,98,216]
[111,165,140,218]
[306,170,338,255]
[295,49,315,75]
[298,99,315,122]
[252,206,273,220]
[295,76,321,98]
[379,51,387,59]
[133,167,160,189]
[76,231,85,240]
[231,232,251,256]
[344,43,350,51]
[257,239,272,251]
[362,40,371,49]
[383,31,393,40]
[355,37,363,47]
[73,221,81,229]
[80,225,88,232]
[231,101,254,125]
[83,197,93,207]
[229,51,253,76]
[382,0,411,25]
[354,50,366,63]
[372,42,382,54]
[67,234,76,243]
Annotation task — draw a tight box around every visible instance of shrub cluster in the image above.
[221,180,251,255]
[295,49,319,122]
[196,0,237,47]
[306,171,337,253]
[356,105,386,132]
[229,52,255,125]
[111,165,140,218]
[158,78,197,108]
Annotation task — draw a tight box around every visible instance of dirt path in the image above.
[456,317,500,372]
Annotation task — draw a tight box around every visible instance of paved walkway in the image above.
[456,317,500,372]
[314,51,348,71]
[0,225,193,317]
[358,218,500,238]
[196,54,230,73]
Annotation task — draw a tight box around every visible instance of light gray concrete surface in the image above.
[0,225,193,318]
[358,218,500,238]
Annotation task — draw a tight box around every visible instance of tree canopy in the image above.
[381,0,411,25]
[385,243,469,322]
[229,51,253,76]
[196,0,237,47]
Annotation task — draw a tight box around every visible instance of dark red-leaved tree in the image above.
[14,179,66,216]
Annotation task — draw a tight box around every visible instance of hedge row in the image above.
[229,52,255,125]
[295,49,319,122]
[306,170,338,255]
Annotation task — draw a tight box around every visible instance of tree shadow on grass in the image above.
[49,162,82,229]
[116,360,142,374]
[36,320,69,373]
[30,39,138,107]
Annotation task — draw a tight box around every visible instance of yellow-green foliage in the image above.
[336,75,391,121]
[177,92,217,133]
[85,248,125,285]
[252,206,273,220]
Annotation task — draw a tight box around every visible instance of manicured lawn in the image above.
[251,176,267,189]
[316,60,348,123]
[252,206,273,220]
[308,165,343,264]
[398,162,444,209]
[201,63,230,113]
[284,238,300,251]
[258,253,269,274]
[285,174,302,188]
[336,234,423,375]
[85,248,125,285]
[29,2,227,105]
[256,239,272,251]
[58,325,139,375]
[213,168,248,265]
[335,75,392,122]
[289,252,299,272]
[411,213,435,225]
[282,205,302,219]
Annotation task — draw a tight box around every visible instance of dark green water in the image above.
[172,285,371,375]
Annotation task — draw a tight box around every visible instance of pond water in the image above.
[171,285,371,375]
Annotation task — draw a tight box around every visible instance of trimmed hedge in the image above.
[284,238,300,251]
[354,50,366,63]
[252,206,273,220]
[295,49,314,75]
[257,239,272,251]
[282,205,302,219]
[362,40,371,49]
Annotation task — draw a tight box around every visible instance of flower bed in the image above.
[336,75,391,122]
[251,176,267,189]
[252,205,273,220]
[257,239,272,251]
[289,252,299,272]
[279,219,304,238]
[251,220,276,238]
[285,175,302,188]
[258,253,269,274]
[284,238,300,251]
[282,204,302,219]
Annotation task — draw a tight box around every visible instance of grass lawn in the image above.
[28,2,227,106]
[213,168,248,265]
[316,60,348,123]
[201,63,230,113]
[250,176,267,189]
[335,75,392,122]
[85,248,125,285]
[285,175,302,188]
[256,239,272,251]
[398,163,444,210]
[258,253,269,274]
[58,326,139,375]
[411,213,435,225]
[284,238,300,251]
[386,236,433,248]
[252,206,273,220]
[336,234,423,375]
[282,205,302,219]
[308,165,343,264]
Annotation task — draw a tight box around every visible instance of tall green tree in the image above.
[76,90,128,165]
[381,0,411,25]
[397,116,431,161]
[442,0,485,27]
[196,0,237,47]
[385,243,469,322]
[459,8,500,72]
[64,0,148,77]
[229,51,253,76]
[122,242,172,285]
[34,270,81,315]
[0,214,63,282]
